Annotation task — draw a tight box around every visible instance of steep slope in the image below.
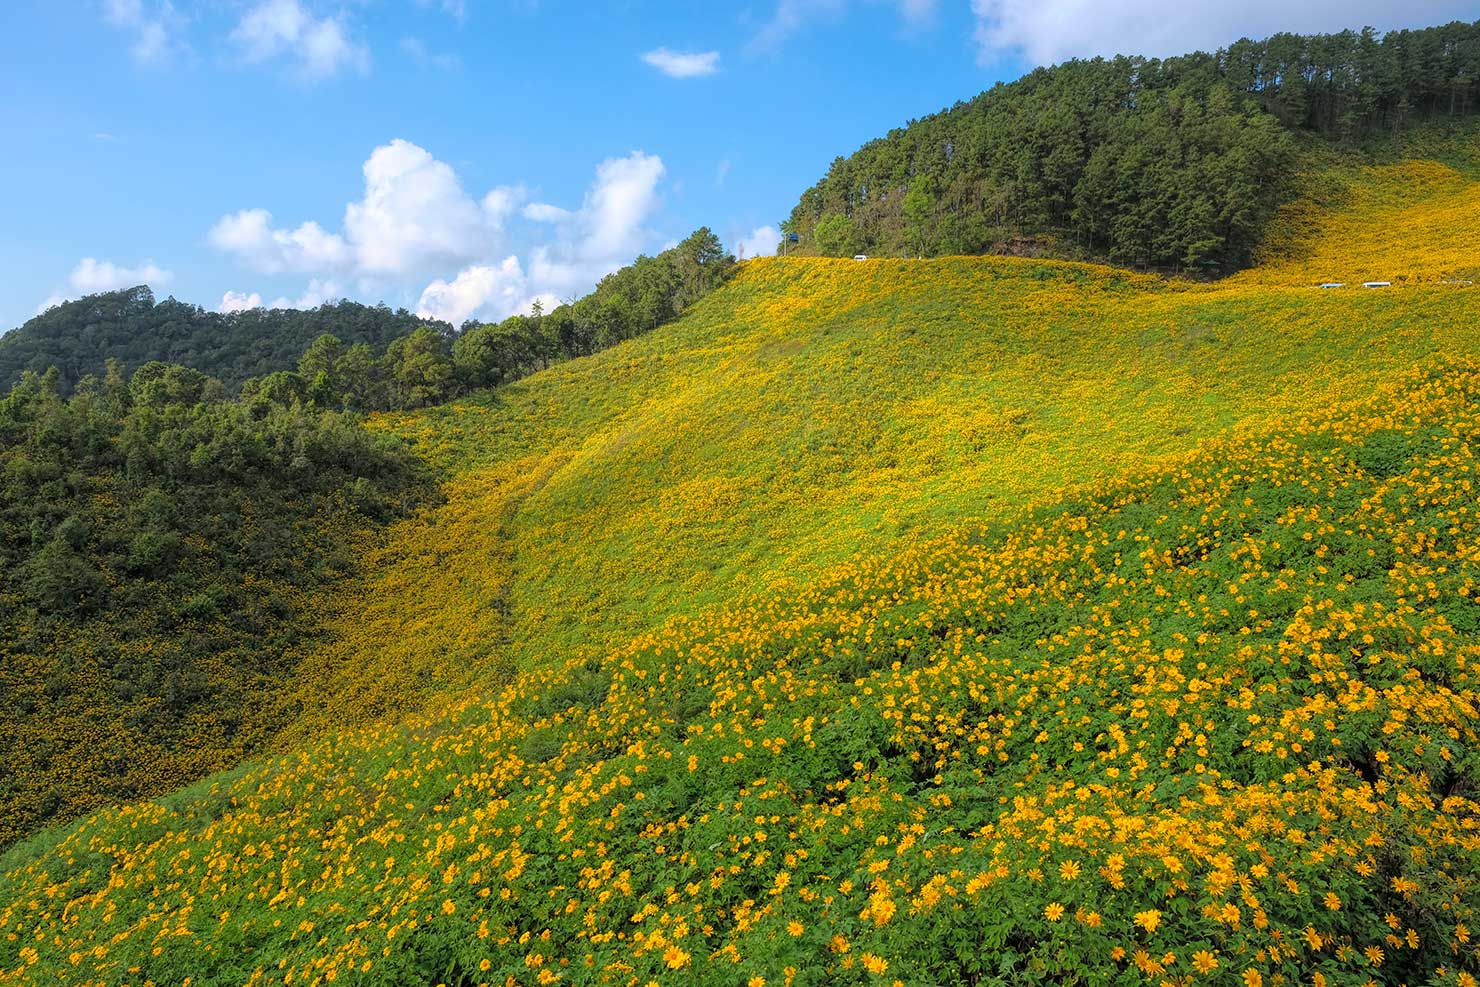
[3,143,1480,985]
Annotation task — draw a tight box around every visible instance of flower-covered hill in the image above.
[4,137,1480,987]
[3,359,1478,986]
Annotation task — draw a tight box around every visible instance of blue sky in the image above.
[2,1,1473,330]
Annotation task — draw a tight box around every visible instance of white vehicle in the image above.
[853,254,869,261]
[1319,282,1345,288]
[1363,281,1392,288]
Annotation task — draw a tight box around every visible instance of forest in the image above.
[0,288,449,392]
[784,20,1480,270]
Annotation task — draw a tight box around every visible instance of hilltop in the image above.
[1,112,1478,986]
[0,289,450,393]
[783,21,1480,272]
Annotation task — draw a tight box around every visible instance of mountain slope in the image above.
[3,140,1480,984]
[783,22,1480,269]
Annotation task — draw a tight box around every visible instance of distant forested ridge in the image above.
[0,287,450,392]
[785,20,1480,270]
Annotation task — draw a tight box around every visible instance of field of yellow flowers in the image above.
[2,143,1479,986]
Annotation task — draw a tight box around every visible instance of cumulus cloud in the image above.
[210,140,522,281]
[421,150,669,323]
[641,47,720,78]
[969,0,1480,65]
[417,257,527,324]
[102,0,179,64]
[218,290,263,312]
[736,225,781,260]
[345,139,513,275]
[210,141,668,324]
[231,0,370,79]
[208,209,350,275]
[70,258,173,293]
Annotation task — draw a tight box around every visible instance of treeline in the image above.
[0,288,450,393]
[0,359,432,842]
[785,20,1480,271]
[257,227,734,412]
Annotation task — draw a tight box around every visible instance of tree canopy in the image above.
[784,20,1480,271]
[0,287,451,393]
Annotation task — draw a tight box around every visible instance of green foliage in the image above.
[453,227,735,391]
[0,361,432,843]
[812,213,861,257]
[786,21,1480,270]
[0,286,451,392]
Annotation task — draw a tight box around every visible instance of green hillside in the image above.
[783,21,1480,270]
[0,288,449,392]
[1,123,1478,985]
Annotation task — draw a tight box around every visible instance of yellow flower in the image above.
[1133,909,1162,934]
[664,946,691,969]
[441,899,456,915]
[1191,950,1218,973]
[787,920,804,937]
[1304,927,1323,951]
[862,953,889,975]
[1243,970,1262,987]
[1323,892,1341,911]
[749,978,766,987]
[1058,860,1081,880]
[1044,902,1066,922]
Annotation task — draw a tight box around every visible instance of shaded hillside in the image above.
[784,21,1480,270]
[0,363,432,843]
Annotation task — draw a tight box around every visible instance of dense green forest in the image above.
[785,20,1480,270]
[0,360,432,842]
[0,287,450,392]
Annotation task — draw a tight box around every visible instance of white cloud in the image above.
[418,150,669,323]
[969,0,1480,66]
[417,257,527,324]
[752,0,935,49]
[269,278,343,310]
[70,258,174,293]
[102,0,179,64]
[210,141,669,328]
[579,152,666,261]
[737,225,780,260]
[35,294,66,316]
[523,202,574,223]
[344,139,510,275]
[208,209,350,275]
[231,0,370,79]
[219,290,263,312]
[641,47,720,78]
